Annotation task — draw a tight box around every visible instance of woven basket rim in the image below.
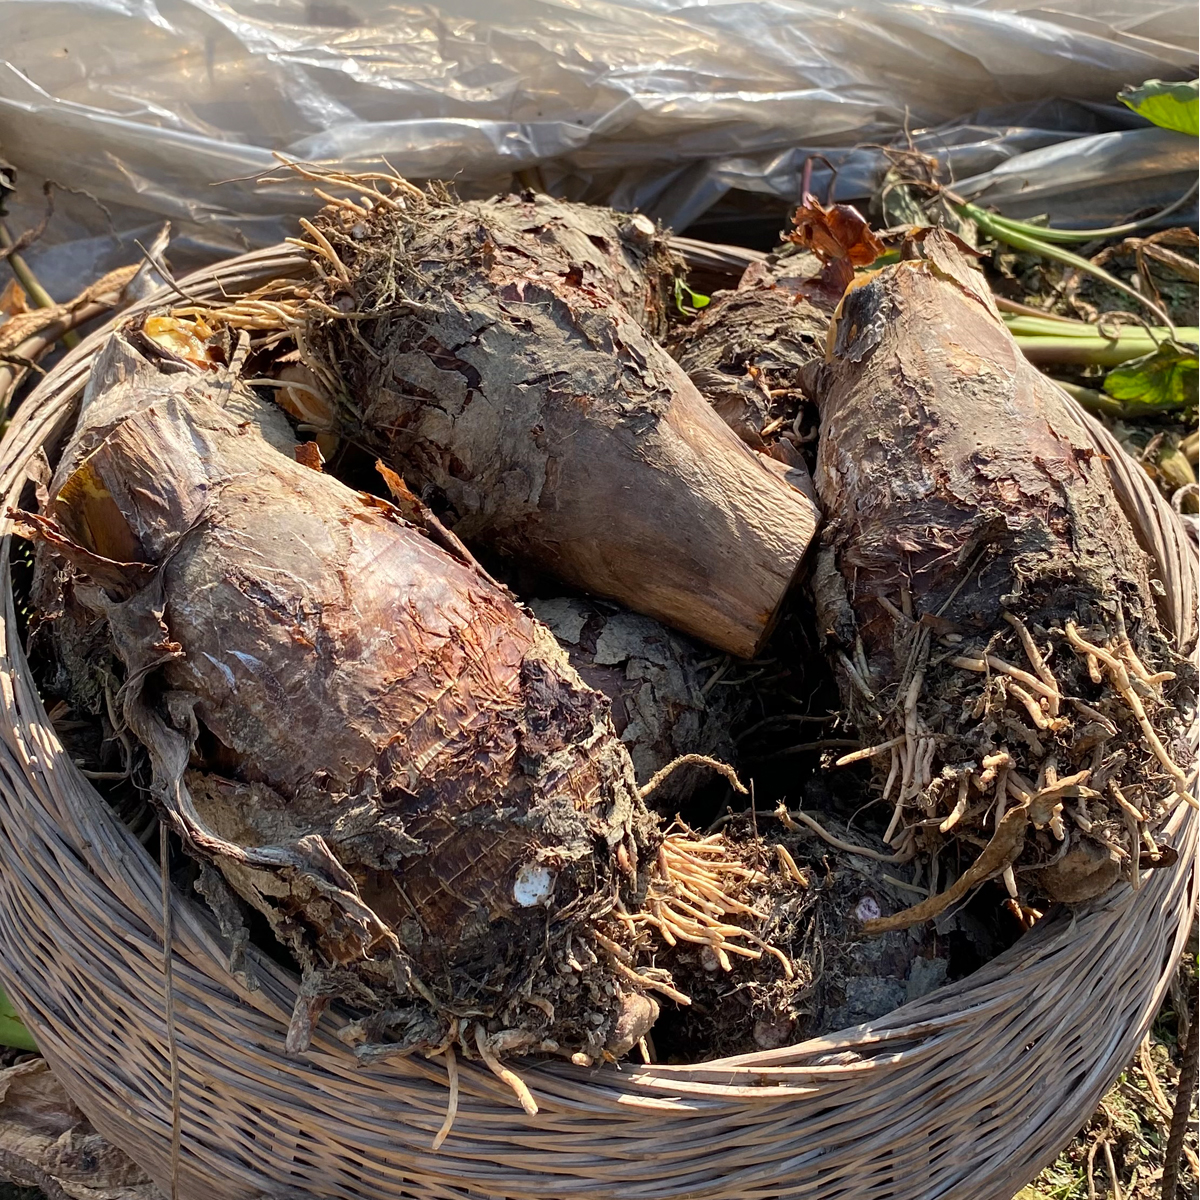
[0,241,1194,1200]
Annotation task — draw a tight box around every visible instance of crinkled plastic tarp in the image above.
[663,103,1198,236]
[0,0,1195,293]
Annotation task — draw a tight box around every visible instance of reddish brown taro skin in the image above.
[807,233,1181,908]
[37,335,643,995]
[308,192,819,658]
[813,236,1157,690]
[671,257,829,453]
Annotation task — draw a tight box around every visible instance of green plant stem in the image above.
[1014,332,1198,367]
[954,202,1176,329]
[0,221,54,307]
[994,295,1077,322]
[1052,380,1126,418]
[1006,314,1110,338]
[1003,314,1196,340]
[966,180,1199,245]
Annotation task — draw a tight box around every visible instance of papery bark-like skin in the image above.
[305,192,819,658]
[32,333,651,1054]
[815,233,1154,682]
[530,597,745,810]
[0,1058,157,1199]
[671,258,828,452]
[810,230,1193,907]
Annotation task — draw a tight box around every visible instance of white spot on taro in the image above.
[855,896,881,923]
[513,863,555,908]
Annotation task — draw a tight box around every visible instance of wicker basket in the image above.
[0,245,1195,1200]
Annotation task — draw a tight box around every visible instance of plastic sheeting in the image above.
[652,101,1198,233]
[952,126,1198,222]
[0,0,1196,291]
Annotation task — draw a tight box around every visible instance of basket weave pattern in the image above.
[0,247,1194,1200]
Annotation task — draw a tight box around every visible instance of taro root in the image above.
[809,229,1197,924]
[235,179,819,658]
[529,597,745,811]
[649,810,961,1062]
[670,192,887,460]
[671,255,828,454]
[21,327,793,1095]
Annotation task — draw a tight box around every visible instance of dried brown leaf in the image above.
[0,1059,162,1199]
[294,441,325,472]
[788,193,884,268]
[0,279,28,320]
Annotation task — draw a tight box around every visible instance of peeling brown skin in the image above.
[817,239,1147,678]
[304,191,819,658]
[529,596,745,811]
[31,332,656,1057]
[671,258,829,450]
[809,231,1193,907]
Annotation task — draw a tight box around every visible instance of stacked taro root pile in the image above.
[14,169,1196,1115]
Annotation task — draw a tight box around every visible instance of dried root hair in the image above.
[838,601,1195,929]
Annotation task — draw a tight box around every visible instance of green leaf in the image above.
[1118,79,1199,136]
[1103,343,1199,414]
[673,278,710,315]
[0,984,37,1052]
